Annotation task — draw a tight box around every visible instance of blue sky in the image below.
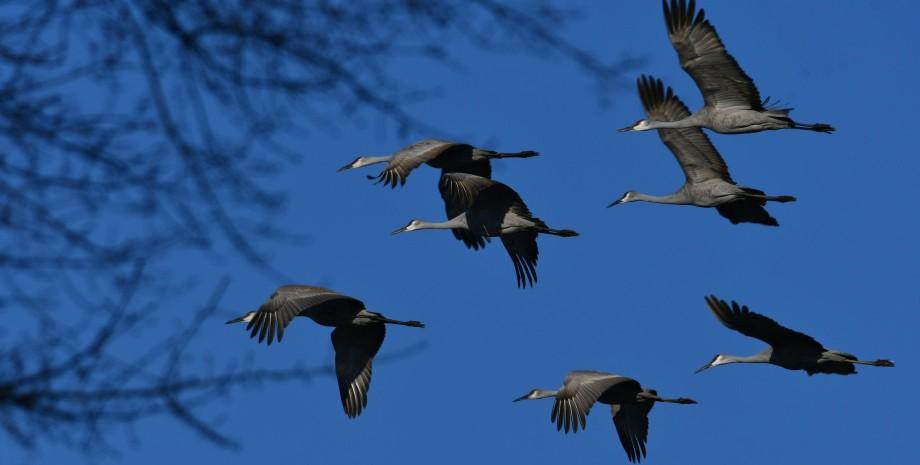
[6,1,919,464]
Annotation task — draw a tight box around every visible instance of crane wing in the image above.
[501,232,539,288]
[638,75,732,184]
[331,324,385,419]
[611,399,654,463]
[370,139,465,187]
[705,295,823,350]
[441,173,548,287]
[439,173,489,250]
[715,191,779,226]
[550,371,640,434]
[245,285,364,345]
[664,0,762,110]
[439,172,536,223]
[438,172,496,211]
[438,171,508,240]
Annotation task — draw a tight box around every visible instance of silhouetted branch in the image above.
[0,0,634,455]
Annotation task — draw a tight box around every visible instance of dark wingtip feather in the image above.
[704,294,719,308]
[695,6,706,26]
[257,315,269,343]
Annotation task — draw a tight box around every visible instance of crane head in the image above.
[608,191,636,207]
[512,390,536,402]
[512,389,555,402]
[392,219,423,235]
[337,156,368,172]
[618,119,651,132]
[695,354,729,373]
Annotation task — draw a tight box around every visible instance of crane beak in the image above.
[607,199,624,208]
[391,226,408,235]
[336,162,356,172]
[694,362,714,374]
[512,394,529,402]
[617,124,636,133]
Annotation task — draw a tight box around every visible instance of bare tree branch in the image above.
[0,0,637,456]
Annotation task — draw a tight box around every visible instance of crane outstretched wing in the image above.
[611,398,654,463]
[550,371,640,434]
[715,192,779,226]
[370,139,465,187]
[331,324,386,419]
[502,232,539,288]
[638,75,731,184]
[439,173,489,250]
[705,295,823,350]
[664,0,762,110]
[438,172,496,211]
[245,285,363,345]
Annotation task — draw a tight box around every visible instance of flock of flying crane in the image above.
[227,1,895,462]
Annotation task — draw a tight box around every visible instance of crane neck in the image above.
[647,114,700,130]
[722,352,771,364]
[415,215,468,231]
[360,155,393,166]
[530,389,558,400]
[629,190,692,205]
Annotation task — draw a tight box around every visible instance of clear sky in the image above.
[6,1,919,464]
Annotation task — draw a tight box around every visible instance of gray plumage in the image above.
[392,173,578,288]
[226,285,424,418]
[697,295,895,375]
[338,139,538,186]
[619,0,833,134]
[610,76,796,226]
[338,139,539,249]
[514,370,696,463]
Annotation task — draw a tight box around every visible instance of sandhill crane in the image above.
[337,139,538,186]
[610,76,796,226]
[697,295,895,375]
[514,370,696,463]
[619,0,834,134]
[339,139,538,249]
[391,173,578,288]
[226,285,424,418]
